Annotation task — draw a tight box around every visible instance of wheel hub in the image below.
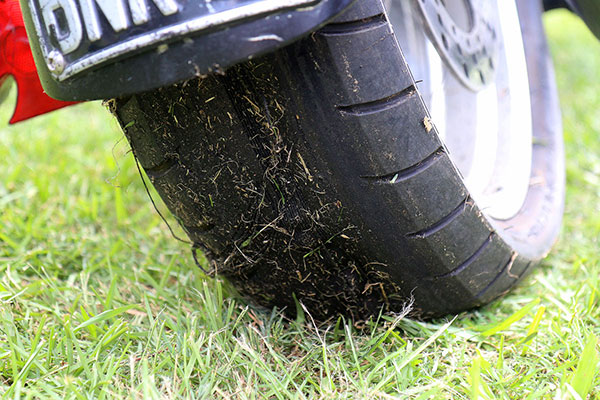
[414,0,499,90]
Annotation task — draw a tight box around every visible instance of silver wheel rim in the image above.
[385,0,533,221]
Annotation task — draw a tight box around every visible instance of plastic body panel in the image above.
[0,0,76,123]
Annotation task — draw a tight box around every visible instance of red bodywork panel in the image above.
[0,0,77,124]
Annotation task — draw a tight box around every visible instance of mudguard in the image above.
[18,0,356,101]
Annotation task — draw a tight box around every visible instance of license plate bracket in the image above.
[20,0,354,100]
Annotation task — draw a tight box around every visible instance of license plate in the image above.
[25,0,318,81]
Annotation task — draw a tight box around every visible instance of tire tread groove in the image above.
[337,84,416,116]
[406,197,469,239]
[429,233,494,279]
[361,147,444,183]
[319,13,387,36]
[475,253,517,300]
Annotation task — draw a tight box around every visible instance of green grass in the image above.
[1,10,600,399]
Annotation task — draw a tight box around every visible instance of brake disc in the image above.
[413,0,499,91]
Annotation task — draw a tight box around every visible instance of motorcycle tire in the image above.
[111,0,564,319]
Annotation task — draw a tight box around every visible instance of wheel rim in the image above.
[385,0,533,221]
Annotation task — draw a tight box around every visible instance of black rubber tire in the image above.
[110,0,564,320]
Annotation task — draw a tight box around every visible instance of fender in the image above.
[0,0,77,123]
[18,0,356,101]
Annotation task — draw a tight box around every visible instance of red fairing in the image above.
[0,0,77,124]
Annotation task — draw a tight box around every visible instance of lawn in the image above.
[1,9,600,400]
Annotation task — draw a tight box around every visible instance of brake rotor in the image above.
[413,0,499,91]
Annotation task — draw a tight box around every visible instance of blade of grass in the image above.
[72,305,136,333]
[520,305,545,354]
[481,298,540,337]
[470,355,481,400]
[570,334,598,398]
